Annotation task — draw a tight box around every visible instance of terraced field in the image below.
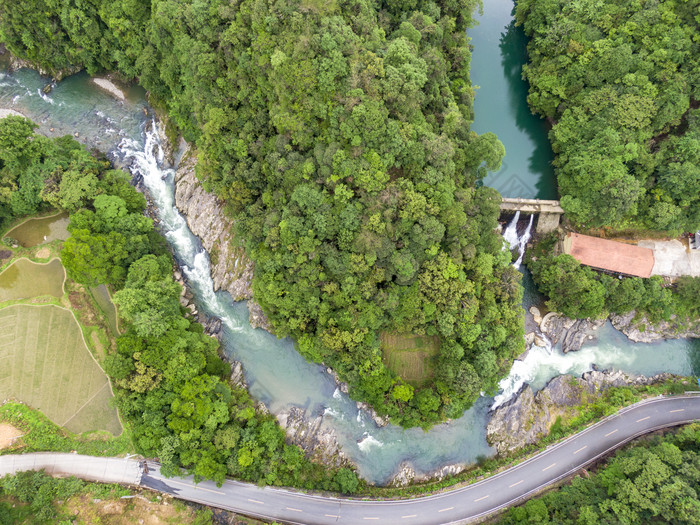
[0,304,121,435]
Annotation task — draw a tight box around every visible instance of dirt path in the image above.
[0,423,23,449]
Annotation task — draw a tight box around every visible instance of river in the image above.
[0,2,696,485]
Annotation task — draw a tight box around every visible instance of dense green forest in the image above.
[0,0,525,426]
[516,0,700,233]
[499,423,700,524]
[527,235,700,323]
[0,116,359,492]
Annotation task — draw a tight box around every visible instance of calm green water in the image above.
[5,212,69,247]
[0,258,65,301]
[471,0,557,199]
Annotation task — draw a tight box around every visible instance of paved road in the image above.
[0,452,141,485]
[3,396,699,524]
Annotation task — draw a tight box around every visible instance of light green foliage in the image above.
[499,423,700,524]
[517,0,700,232]
[113,255,182,338]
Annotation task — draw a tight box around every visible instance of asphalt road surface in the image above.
[140,395,700,524]
[3,395,699,524]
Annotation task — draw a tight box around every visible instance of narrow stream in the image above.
[0,6,696,483]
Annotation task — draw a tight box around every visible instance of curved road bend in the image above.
[2,396,699,524]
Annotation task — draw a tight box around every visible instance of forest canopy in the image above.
[516,0,700,233]
[499,423,700,524]
[0,0,526,427]
[0,115,359,491]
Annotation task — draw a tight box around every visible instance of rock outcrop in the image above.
[276,407,350,468]
[486,370,674,454]
[610,311,700,343]
[390,462,416,487]
[389,461,465,487]
[247,301,273,333]
[540,313,606,353]
[173,150,255,303]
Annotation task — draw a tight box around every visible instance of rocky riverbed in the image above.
[486,369,675,454]
[611,311,700,343]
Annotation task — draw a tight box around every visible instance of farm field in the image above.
[0,304,121,436]
[0,258,65,302]
[381,332,440,386]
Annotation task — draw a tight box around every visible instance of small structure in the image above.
[499,198,564,234]
[563,233,655,278]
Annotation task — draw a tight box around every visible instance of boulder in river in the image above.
[540,313,605,353]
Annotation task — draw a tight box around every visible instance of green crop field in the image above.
[381,332,440,386]
[0,304,121,436]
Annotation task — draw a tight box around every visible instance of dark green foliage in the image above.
[0,1,525,427]
[42,138,359,492]
[528,251,695,325]
[517,0,700,233]
[499,423,700,524]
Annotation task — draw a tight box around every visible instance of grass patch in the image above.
[89,284,120,337]
[0,402,130,456]
[381,332,440,386]
[0,470,217,525]
[0,304,121,436]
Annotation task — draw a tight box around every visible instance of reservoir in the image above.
[471,0,557,199]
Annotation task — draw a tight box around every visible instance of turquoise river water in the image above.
[0,1,697,485]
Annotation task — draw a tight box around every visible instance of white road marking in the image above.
[247,499,265,505]
[474,495,490,502]
[325,515,340,519]
[401,515,417,519]
[636,416,650,422]
[363,518,379,520]
[509,480,524,488]
[286,507,302,512]
[670,409,685,413]
[166,479,225,495]
[542,463,556,471]
[605,429,618,437]
[438,507,454,512]
[573,445,587,454]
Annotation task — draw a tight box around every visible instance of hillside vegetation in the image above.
[499,423,700,524]
[516,0,700,233]
[0,0,525,427]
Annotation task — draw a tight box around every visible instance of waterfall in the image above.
[503,211,534,269]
